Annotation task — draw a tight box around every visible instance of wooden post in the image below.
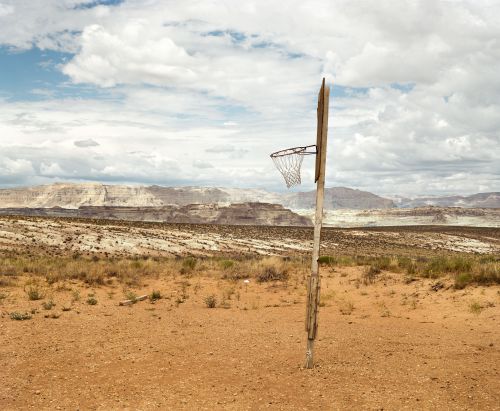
[305,79,330,369]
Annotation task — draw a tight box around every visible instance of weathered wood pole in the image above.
[305,79,330,369]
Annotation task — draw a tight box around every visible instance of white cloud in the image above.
[40,162,65,176]
[0,0,499,195]
[63,22,197,87]
[0,157,34,175]
[0,3,14,17]
[193,159,213,169]
[74,138,99,147]
[205,145,237,154]
[0,1,111,51]
[62,18,319,113]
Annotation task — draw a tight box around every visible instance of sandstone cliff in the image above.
[0,183,394,210]
[0,183,163,208]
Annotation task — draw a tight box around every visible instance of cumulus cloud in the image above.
[62,19,319,113]
[0,97,273,188]
[0,0,499,195]
[0,0,118,51]
[63,22,196,87]
[0,157,35,176]
[40,162,65,176]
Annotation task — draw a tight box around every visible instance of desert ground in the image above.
[0,216,499,410]
[0,216,499,257]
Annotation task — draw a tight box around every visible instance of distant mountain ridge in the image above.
[0,183,395,210]
[394,192,500,209]
[0,183,497,210]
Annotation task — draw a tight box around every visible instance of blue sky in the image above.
[73,0,124,9]
[0,47,73,100]
[0,0,499,196]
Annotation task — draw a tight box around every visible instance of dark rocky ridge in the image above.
[0,203,312,227]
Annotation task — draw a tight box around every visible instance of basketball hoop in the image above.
[269,78,331,369]
[270,144,317,188]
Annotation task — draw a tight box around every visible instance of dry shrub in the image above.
[26,285,43,301]
[149,290,162,302]
[42,300,55,310]
[454,273,472,290]
[219,258,249,281]
[10,311,32,321]
[338,300,354,315]
[418,255,499,287]
[362,265,381,285]
[253,256,304,283]
[318,255,369,266]
[219,259,235,270]
[472,263,499,285]
[355,254,498,289]
[203,294,217,308]
[222,286,236,300]
[86,294,98,305]
[0,277,15,287]
[0,253,167,287]
[219,256,301,283]
[180,257,197,275]
[318,256,341,265]
[2,252,496,292]
[1,266,18,276]
[397,256,417,275]
[222,271,250,281]
[319,290,335,307]
[469,302,483,315]
[257,266,289,283]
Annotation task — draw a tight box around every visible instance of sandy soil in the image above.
[1,217,499,410]
[1,266,499,410]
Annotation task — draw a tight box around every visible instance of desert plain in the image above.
[0,216,499,410]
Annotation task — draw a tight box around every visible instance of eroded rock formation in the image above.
[0,203,312,226]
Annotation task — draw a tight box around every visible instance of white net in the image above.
[270,146,311,188]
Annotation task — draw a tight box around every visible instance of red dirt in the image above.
[1,266,499,410]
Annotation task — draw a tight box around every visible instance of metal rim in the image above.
[270,144,317,158]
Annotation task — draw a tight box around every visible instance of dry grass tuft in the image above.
[320,254,498,288]
[257,266,289,283]
[362,265,381,285]
[42,300,55,310]
[26,285,43,301]
[149,290,162,302]
[0,251,497,292]
[203,294,217,308]
[469,301,484,315]
[338,300,354,315]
